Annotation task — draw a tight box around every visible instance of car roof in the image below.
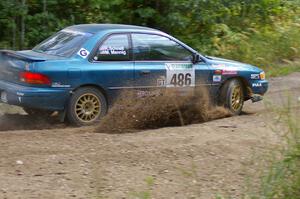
[66,24,157,34]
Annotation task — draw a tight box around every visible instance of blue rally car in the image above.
[0,24,268,126]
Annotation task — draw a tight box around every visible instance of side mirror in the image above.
[192,53,200,64]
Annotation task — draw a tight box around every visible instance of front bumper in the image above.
[0,80,71,111]
[250,80,269,95]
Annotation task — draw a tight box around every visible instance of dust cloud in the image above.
[97,87,230,133]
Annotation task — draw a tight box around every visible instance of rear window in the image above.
[33,30,93,57]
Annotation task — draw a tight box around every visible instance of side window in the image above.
[132,34,192,61]
[95,34,130,61]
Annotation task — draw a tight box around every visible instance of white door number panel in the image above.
[165,63,195,87]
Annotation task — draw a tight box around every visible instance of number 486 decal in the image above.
[165,63,195,88]
[170,73,192,87]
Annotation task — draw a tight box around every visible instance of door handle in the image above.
[140,70,151,75]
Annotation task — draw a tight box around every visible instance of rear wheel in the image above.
[66,87,107,126]
[219,79,244,115]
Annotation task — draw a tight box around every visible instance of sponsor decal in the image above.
[137,90,161,98]
[165,63,193,70]
[212,64,239,75]
[52,82,71,88]
[77,48,90,58]
[99,46,127,55]
[16,92,24,96]
[213,75,222,82]
[252,83,262,87]
[251,74,260,80]
[214,70,222,75]
[157,76,166,87]
[165,63,195,88]
[222,70,237,75]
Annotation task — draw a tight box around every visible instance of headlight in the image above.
[260,71,265,80]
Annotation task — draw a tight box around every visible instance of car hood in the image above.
[205,56,262,72]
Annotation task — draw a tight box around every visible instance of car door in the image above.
[132,33,210,93]
[90,34,134,96]
[132,33,167,91]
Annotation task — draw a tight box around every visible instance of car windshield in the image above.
[33,30,93,57]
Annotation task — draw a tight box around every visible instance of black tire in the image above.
[66,87,107,126]
[219,79,244,115]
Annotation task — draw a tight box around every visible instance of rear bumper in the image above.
[0,80,71,110]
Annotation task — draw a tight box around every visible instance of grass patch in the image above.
[267,61,300,77]
[217,99,300,199]
[251,100,300,199]
[128,176,155,199]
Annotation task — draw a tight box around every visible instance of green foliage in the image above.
[218,100,300,199]
[267,62,300,77]
[0,0,299,74]
[208,21,300,68]
[257,101,300,199]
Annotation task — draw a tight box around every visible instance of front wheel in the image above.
[66,87,107,126]
[219,79,244,115]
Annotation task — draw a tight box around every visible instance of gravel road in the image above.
[0,73,300,199]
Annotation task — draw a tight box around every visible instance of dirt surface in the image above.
[0,73,300,199]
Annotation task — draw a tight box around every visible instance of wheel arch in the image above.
[220,76,252,100]
[71,84,109,104]
[65,84,108,126]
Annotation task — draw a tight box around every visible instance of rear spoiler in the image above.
[0,50,46,62]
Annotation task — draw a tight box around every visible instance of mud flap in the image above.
[251,95,263,103]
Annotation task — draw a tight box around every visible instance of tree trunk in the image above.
[43,0,47,13]
[12,18,16,50]
[20,0,26,50]
[43,0,47,32]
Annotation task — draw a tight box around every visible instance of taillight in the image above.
[19,71,51,85]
